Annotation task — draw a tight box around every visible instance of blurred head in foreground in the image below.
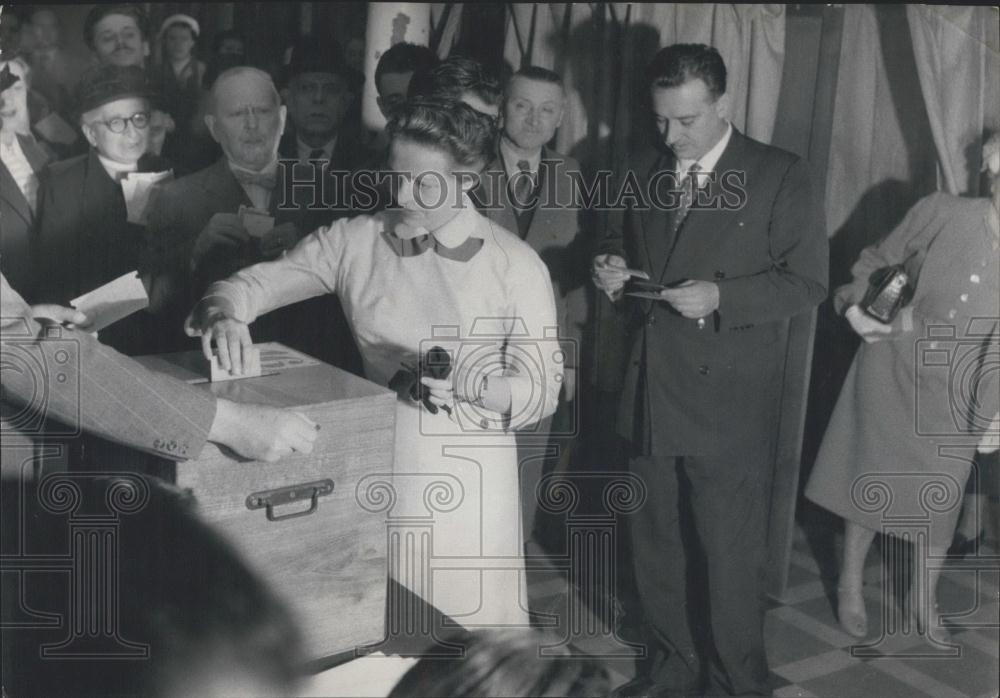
[1,474,304,697]
[388,628,611,697]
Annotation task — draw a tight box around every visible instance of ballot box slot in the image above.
[245,479,335,522]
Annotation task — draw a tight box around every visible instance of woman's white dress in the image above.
[202,202,562,626]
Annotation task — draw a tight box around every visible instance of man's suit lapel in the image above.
[0,134,50,228]
[480,150,519,234]
[206,157,253,210]
[660,130,747,283]
[81,149,124,232]
[521,148,560,248]
[19,133,49,174]
[0,160,32,228]
[637,150,672,281]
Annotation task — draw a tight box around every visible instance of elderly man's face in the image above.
[502,76,564,152]
[207,73,286,170]
[286,72,352,143]
[81,96,151,165]
[92,13,149,67]
[1,60,28,122]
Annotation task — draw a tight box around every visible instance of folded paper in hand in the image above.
[238,204,275,238]
[70,271,149,333]
[122,170,172,224]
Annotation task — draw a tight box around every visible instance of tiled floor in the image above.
[523,521,999,697]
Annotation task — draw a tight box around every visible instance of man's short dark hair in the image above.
[1,475,304,697]
[83,3,150,48]
[511,65,564,89]
[646,43,727,100]
[407,56,502,109]
[375,42,439,94]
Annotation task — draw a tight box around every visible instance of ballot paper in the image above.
[122,170,172,224]
[32,112,78,145]
[70,272,149,332]
[238,204,275,238]
[209,346,263,382]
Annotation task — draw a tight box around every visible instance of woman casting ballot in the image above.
[185,98,561,626]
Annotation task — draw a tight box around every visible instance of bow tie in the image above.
[232,167,277,190]
[380,228,483,263]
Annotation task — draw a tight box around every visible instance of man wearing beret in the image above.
[34,64,169,357]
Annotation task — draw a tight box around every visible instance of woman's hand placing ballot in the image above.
[185,305,254,376]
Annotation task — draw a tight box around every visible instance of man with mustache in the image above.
[82,4,174,159]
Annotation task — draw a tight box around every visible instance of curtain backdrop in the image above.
[501,3,785,176]
[907,4,1000,196]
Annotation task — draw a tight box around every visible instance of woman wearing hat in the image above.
[154,14,213,173]
[187,98,562,627]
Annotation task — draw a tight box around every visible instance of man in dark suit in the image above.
[33,63,171,356]
[1,57,50,301]
[593,44,827,697]
[277,37,367,372]
[145,66,360,373]
[278,36,372,228]
[473,65,590,552]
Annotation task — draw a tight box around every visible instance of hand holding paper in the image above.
[70,272,149,333]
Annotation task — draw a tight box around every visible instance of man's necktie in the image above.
[673,162,702,233]
[380,229,484,262]
[509,159,537,211]
[308,148,325,161]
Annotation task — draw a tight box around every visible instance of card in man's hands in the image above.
[238,205,275,238]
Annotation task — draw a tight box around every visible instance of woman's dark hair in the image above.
[388,629,611,698]
[387,97,497,170]
[645,43,727,99]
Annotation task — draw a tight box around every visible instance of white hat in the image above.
[159,14,199,39]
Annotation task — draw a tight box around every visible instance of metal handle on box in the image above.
[245,479,335,522]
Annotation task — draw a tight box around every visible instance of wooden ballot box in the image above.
[134,343,396,661]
